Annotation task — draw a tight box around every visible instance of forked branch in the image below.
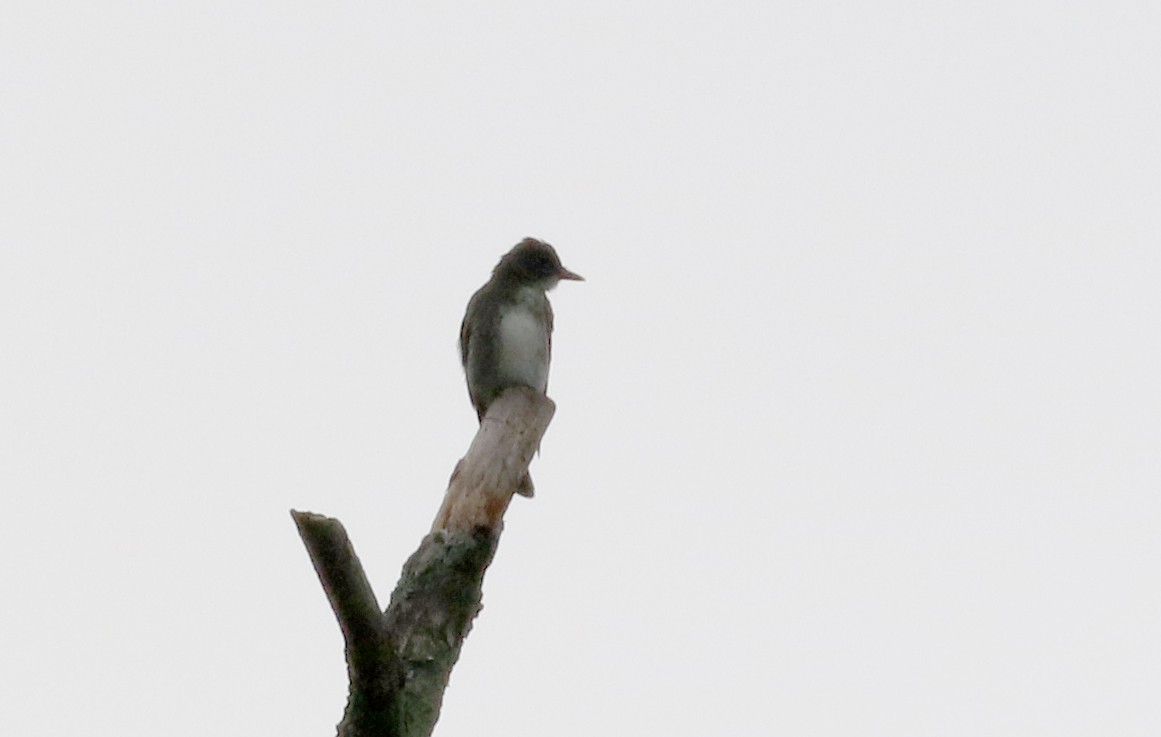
[293,388,556,737]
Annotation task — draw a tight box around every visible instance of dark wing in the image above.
[459,297,473,369]
[460,284,499,420]
[460,285,489,369]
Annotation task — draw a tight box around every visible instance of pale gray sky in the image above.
[3,2,1159,735]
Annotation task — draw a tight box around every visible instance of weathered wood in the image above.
[432,388,556,534]
[292,386,558,737]
[291,511,402,736]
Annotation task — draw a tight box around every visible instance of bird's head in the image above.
[495,237,584,290]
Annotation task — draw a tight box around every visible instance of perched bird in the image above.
[460,237,583,495]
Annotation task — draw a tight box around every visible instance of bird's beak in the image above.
[558,267,585,282]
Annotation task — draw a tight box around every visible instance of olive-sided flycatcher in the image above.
[460,237,583,496]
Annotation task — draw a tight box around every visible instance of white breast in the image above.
[497,305,549,391]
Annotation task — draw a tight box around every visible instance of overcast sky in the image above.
[3,2,1159,735]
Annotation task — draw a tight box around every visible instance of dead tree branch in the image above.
[293,388,556,737]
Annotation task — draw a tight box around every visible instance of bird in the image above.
[460,237,583,496]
